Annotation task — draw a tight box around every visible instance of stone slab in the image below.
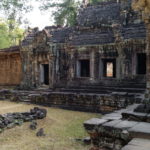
[84,118,108,130]
[129,122,150,139]
[126,104,141,111]
[122,111,148,121]
[103,119,122,128]
[114,120,138,130]
[102,113,122,121]
[121,144,149,150]
[121,138,150,150]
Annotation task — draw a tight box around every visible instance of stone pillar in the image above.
[90,50,95,82]
[145,24,150,101]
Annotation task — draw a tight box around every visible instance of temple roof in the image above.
[122,23,146,40]
[47,27,73,43]
[21,0,146,47]
[77,1,120,27]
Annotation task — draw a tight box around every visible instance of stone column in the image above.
[145,24,150,101]
[90,50,95,82]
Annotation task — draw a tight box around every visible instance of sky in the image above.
[24,0,82,30]
[24,1,54,30]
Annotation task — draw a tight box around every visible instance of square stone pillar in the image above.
[90,50,96,81]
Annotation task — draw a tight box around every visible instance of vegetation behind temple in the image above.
[39,0,105,26]
[0,19,24,49]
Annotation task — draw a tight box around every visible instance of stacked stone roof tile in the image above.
[21,0,146,47]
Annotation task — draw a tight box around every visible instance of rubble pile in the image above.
[0,107,47,133]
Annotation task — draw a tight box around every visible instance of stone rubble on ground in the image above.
[0,107,47,133]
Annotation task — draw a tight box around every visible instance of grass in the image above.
[0,101,101,150]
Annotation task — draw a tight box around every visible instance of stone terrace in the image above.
[84,104,150,150]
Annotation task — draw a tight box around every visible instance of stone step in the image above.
[121,138,150,150]
[59,87,145,94]
[129,122,150,139]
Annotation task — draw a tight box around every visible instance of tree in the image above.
[0,0,32,24]
[0,18,24,49]
[0,19,11,49]
[39,0,106,26]
[39,0,81,26]
[89,0,104,5]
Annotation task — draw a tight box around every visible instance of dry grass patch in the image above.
[0,101,100,150]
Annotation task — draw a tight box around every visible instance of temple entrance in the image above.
[137,53,146,75]
[103,59,116,78]
[40,64,49,85]
[77,60,90,77]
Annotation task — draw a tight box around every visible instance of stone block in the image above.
[102,113,122,121]
[84,118,108,131]
[122,111,148,121]
[129,122,150,139]
[121,138,150,150]
[114,121,138,130]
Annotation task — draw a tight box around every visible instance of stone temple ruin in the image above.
[0,0,148,112]
[0,0,150,149]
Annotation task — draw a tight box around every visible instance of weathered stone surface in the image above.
[102,113,122,121]
[115,120,138,129]
[121,138,150,150]
[129,122,150,139]
[83,137,91,145]
[84,118,107,131]
[122,111,148,121]
[29,121,37,130]
[84,104,150,150]
[0,46,22,86]
[103,119,122,128]
[36,128,46,137]
[0,107,47,133]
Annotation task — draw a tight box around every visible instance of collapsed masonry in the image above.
[0,107,47,133]
[0,0,148,112]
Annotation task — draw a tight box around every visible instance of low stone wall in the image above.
[0,89,138,113]
[29,92,135,112]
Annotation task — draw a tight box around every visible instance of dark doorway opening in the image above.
[103,59,116,78]
[43,64,49,85]
[79,60,90,77]
[137,53,146,75]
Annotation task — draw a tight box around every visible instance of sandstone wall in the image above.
[0,47,22,86]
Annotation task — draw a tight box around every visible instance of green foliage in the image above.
[39,0,106,26]
[39,0,81,26]
[0,20,11,49]
[0,18,24,49]
[89,0,105,4]
[0,0,32,23]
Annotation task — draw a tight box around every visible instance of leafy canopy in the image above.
[0,18,24,49]
[39,0,106,26]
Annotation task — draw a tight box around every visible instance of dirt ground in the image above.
[0,101,100,150]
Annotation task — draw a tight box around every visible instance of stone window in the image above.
[77,59,90,77]
[137,53,146,75]
[103,59,116,78]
